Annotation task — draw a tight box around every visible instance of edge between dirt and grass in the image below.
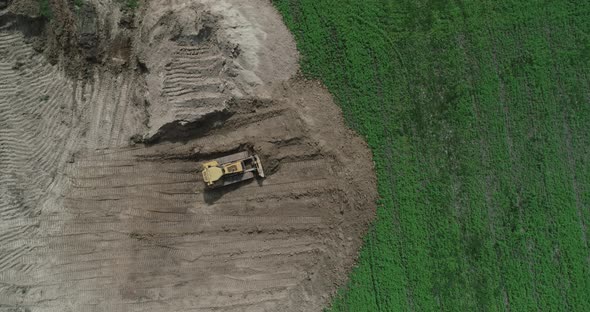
[273,0,590,311]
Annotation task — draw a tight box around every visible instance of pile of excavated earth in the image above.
[0,0,377,311]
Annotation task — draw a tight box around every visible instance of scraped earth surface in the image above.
[0,1,377,311]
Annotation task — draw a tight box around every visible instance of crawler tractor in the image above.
[201,151,265,189]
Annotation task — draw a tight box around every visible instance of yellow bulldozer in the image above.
[201,151,265,188]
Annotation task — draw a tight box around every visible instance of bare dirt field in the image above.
[0,1,377,311]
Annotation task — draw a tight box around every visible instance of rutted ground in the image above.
[0,1,376,311]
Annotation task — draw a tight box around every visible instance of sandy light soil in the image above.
[0,1,377,311]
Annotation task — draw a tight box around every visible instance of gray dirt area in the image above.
[0,1,377,311]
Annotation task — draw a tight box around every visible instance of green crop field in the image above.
[273,0,590,310]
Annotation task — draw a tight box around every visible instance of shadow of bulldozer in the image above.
[202,177,264,204]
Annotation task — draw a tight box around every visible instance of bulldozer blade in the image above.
[253,155,265,178]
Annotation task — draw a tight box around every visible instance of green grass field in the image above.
[273,0,590,310]
[38,0,51,18]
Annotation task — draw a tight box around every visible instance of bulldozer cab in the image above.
[223,162,243,174]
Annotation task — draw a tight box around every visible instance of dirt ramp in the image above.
[138,0,299,138]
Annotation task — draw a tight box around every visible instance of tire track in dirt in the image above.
[0,33,72,214]
[0,30,76,307]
